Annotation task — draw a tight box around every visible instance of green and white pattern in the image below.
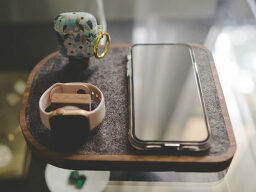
[54,12,98,58]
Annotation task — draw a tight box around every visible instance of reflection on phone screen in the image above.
[132,44,208,142]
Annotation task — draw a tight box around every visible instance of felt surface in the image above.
[25,46,229,156]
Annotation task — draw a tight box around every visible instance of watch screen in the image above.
[50,115,89,149]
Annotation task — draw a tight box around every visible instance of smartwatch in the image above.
[39,83,105,136]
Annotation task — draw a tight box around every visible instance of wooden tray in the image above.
[20,44,236,172]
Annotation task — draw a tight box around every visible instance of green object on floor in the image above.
[69,171,87,188]
[69,171,79,184]
[76,175,86,188]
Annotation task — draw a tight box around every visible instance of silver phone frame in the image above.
[127,44,212,151]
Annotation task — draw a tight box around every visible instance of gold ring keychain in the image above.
[94,30,111,59]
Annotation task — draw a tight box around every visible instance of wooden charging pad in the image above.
[20,44,236,172]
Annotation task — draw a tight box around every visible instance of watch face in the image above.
[50,115,90,150]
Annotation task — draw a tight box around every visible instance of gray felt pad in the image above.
[25,46,229,156]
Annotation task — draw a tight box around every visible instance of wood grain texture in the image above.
[20,44,236,171]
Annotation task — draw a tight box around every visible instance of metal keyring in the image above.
[94,30,111,59]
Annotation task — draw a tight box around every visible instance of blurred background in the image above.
[0,0,256,191]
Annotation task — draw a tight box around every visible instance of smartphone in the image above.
[127,44,211,151]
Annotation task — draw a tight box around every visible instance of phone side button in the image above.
[127,68,130,77]
[126,63,130,77]
[126,55,131,77]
